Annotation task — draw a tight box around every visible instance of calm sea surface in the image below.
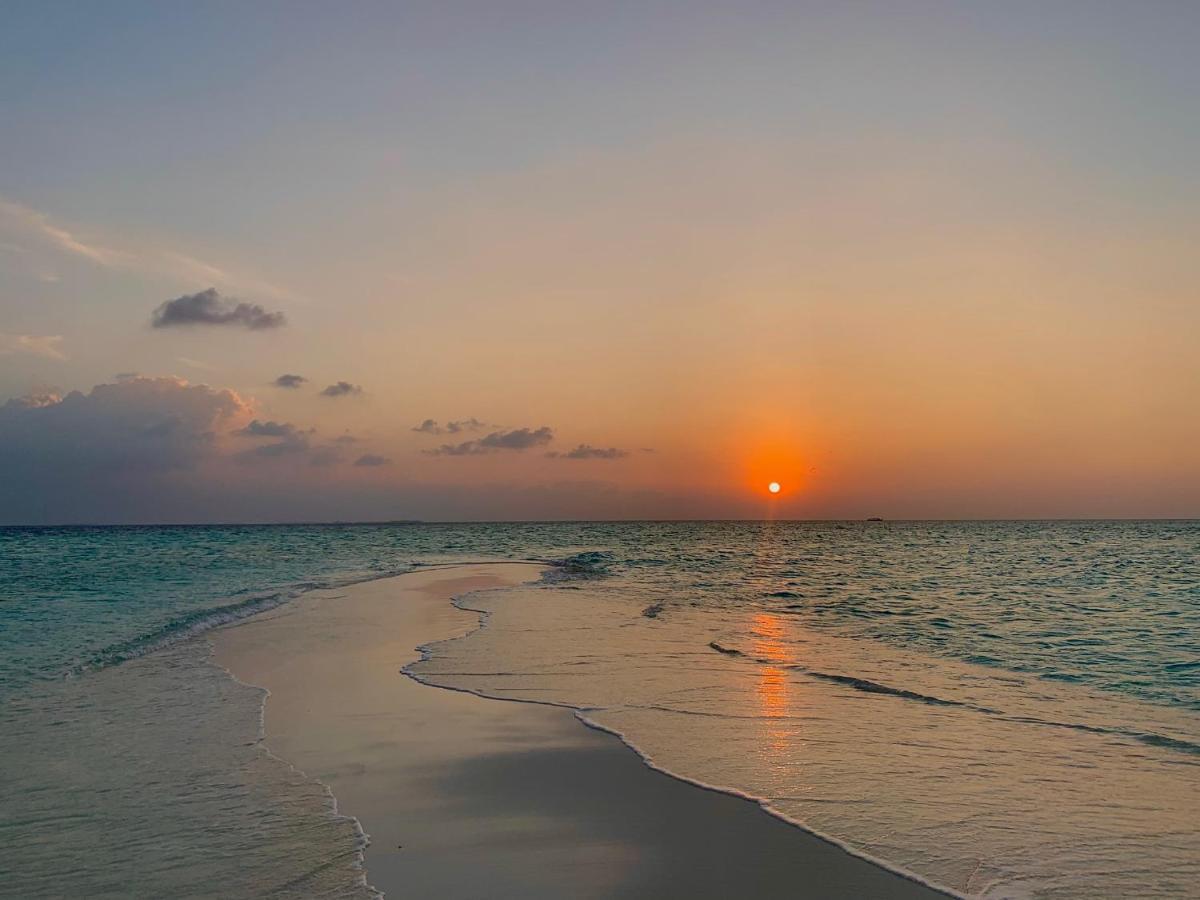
[2,522,1198,898]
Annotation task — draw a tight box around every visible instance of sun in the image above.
[768,481,781,494]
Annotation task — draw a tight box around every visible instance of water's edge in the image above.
[204,637,383,900]
[401,566,966,900]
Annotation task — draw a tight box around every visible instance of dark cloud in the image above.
[151,288,286,330]
[234,438,309,462]
[0,377,248,480]
[412,417,485,435]
[353,454,391,467]
[321,381,362,398]
[140,415,182,438]
[479,426,553,450]
[231,424,330,465]
[273,373,307,389]
[231,424,375,469]
[427,426,554,456]
[234,419,304,438]
[547,444,630,460]
[232,421,360,468]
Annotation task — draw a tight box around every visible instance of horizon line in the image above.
[3,517,1197,529]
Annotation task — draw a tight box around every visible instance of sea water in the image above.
[2,522,1197,897]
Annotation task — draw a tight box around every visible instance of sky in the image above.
[2,1,1198,523]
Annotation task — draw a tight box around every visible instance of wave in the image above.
[706,642,1200,758]
[543,550,615,578]
[67,564,418,678]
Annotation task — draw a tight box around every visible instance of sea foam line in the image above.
[65,557,558,681]
[206,647,382,900]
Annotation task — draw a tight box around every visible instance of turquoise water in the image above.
[2,522,1198,897]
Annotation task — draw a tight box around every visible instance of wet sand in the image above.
[212,564,951,898]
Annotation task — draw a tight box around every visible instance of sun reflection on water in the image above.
[751,612,795,758]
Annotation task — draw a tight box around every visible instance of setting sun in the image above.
[768,482,781,494]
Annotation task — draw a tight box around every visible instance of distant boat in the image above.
[866,517,884,521]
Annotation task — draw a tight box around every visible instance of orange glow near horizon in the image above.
[742,437,807,499]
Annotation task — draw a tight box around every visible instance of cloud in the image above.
[234,419,305,438]
[0,196,122,266]
[230,419,316,463]
[232,421,378,469]
[0,380,710,525]
[321,381,362,398]
[273,373,307,389]
[152,288,285,330]
[412,417,487,435]
[478,426,554,450]
[547,444,630,460]
[0,377,249,479]
[235,438,310,461]
[0,332,66,360]
[232,421,370,468]
[0,375,371,478]
[1,194,296,301]
[353,454,391,467]
[427,426,554,456]
[4,392,62,409]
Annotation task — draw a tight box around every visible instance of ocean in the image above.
[1,522,1197,898]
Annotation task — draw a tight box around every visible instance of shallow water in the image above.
[1,642,374,899]
[2,522,1198,897]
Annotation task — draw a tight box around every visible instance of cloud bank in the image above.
[547,444,630,460]
[151,288,285,330]
[234,419,308,439]
[427,426,554,456]
[0,377,249,478]
[273,374,307,389]
[412,417,486,435]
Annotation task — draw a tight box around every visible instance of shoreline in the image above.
[212,564,953,898]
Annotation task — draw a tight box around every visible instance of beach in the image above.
[211,563,950,899]
[6,523,1196,897]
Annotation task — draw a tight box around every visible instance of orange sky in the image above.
[2,5,1198,521]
